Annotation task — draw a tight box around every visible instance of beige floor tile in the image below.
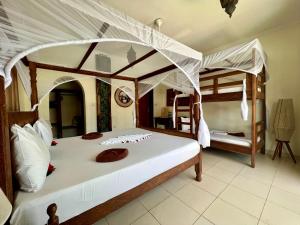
[220,185,265,218]
[261,202,300,225]
[215,159,245,174]
[231,175,270,199]
[272,171,300,196]
[175,183,216,214]
[131,213,160,225]
[240,166,275,185]
[106,200,147,225]
[204,199,258,225]
[268,186,300,215]
[150,196,199,225]
[192,174,227,196]
[93,218,108,225]
[139,186,170,210]
[205,165,236,183]
[193,216,214,225]
[162,174,191,194]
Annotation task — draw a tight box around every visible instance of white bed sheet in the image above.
[201,86,261,95]
[10,128,200,225]
[210,133,252,147]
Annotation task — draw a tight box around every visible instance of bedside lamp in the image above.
[271,99,296,163]
[0,188,12,225]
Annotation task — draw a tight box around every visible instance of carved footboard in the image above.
[46,153,202,225]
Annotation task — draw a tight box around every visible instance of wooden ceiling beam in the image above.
[76,22,110,70]
[33,61,135,82]
[111,49,157,77]
[76,42,98,70]
[137,64,177,81]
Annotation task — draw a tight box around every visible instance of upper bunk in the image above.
[199,39,268,102]
[199,68,266,102]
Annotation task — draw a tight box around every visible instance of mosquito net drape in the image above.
[0,0,202,94]
[200,39,268,76]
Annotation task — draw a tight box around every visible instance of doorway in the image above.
[139,90,154,127]
[49,81,85,138]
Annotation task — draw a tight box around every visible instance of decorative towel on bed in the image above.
[100,133,152,145]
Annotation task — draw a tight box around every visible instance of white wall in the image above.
[18,69,136,132]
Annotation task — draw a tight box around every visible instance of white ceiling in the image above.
[103,0,300,52]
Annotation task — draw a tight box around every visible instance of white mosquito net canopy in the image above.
[0,0,213,146]
[200,39,268,76]
[0,0,202,92]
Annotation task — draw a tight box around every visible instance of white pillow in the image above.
[180,117,190,131]
[24,124,51,161]
[11,124,50,192]
[33,119,53,148]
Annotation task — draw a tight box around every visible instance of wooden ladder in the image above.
[175,94,193,134]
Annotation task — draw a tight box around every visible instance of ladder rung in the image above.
[177,121,191,125]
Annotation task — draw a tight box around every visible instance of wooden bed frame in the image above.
[0,48,202,224]
[199,67,267,168]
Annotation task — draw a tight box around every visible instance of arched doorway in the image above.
[49,81,85,138]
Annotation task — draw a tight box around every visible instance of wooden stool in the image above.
[272,139,296,163]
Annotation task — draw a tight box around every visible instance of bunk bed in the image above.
[0,1,208,225]
[200,68,267,168]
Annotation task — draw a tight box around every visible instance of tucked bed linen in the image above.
[210,132,252,147]
[210,131,261,147]
[10,128,200,225]
[201,86,261,95]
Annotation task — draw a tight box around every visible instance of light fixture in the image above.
[220,0,239,18]
[127,45,136,64]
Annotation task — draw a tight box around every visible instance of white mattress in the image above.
[201,86,261,95]
[210,133,252,147]
[10,128,200,225]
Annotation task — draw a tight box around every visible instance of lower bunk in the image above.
[10,127,201,225]
[206,121,265,168]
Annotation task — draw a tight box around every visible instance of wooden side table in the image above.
[272,139,297,163]
[154,117,173,129]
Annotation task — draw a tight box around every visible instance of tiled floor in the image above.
[95,150,300,225]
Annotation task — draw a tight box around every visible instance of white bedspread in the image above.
[201,86,261,95]
[210,133,252,147]
[10,128,199,225]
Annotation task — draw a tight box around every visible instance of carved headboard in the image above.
[8,111,38,127]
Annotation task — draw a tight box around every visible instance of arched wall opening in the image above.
[49,80,85,138]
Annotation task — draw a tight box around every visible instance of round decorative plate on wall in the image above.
[114,87,133,107]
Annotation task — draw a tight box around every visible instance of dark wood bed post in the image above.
[250,49,257,168]
[134,79,139,128]
[194,89,202,182]
[0,76,13,202]
[261,66,266,155]
[29,62,39,112]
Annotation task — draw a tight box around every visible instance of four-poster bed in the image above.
[1,59,203,225]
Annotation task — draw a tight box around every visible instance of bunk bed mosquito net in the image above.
[199,39,268,120]
[0,0,212,146]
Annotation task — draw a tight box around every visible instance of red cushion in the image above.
[47,163,55,176]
